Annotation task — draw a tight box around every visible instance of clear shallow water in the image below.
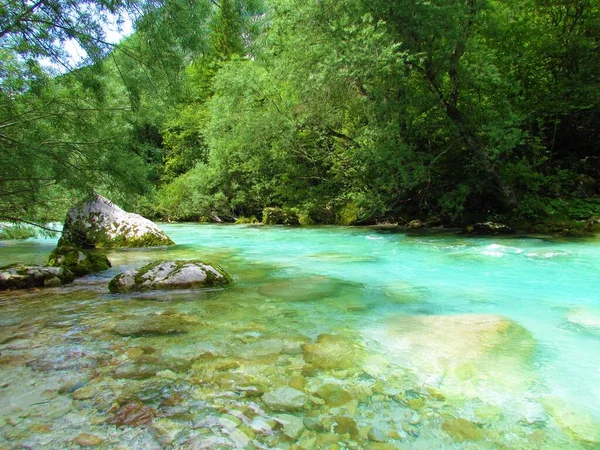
[1,224,600,449]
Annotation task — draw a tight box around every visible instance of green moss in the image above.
[48,245,111,277]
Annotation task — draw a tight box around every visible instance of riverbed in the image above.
[1,224,599,449]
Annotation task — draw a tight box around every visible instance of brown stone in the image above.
[441,418,485,442]
[72,433,105,446]
[333,416,359,439]
[108,402,156,427]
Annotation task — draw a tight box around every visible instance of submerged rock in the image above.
[262,387,308,411]
[315,384,353,407]
[0,264,74,290]
[109,260,231,293]
[276,414,305,440]
[566,307,600,335]
[543,398,600,446]
[441,417,485,442]
[72,433,104,447]
[109,402,157,427]
[258,276,354,302]
[374,314,537,400]
[47,245,110,277]
[302,334,362,371]
[59,194,174,248]
[113,314,189,336]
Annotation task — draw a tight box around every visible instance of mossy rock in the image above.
[60,194,174,248]
[0,264,74,290]
[48,245,111,277]
[109,260,232,293]
[262,207,300,225]
[302,334,362,371]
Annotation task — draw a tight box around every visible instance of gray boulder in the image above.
[109,260,232,293]
[0,265,74,290]
[59,194,174,248]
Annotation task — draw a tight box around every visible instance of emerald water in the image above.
[1,224,600,449]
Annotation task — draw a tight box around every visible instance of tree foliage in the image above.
[2,0,599,228]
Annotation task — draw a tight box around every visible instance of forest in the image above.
[2,0,600,232]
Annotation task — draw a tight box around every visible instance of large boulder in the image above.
[48,245,111,277]
[109,260,232,293]
[0,264,74,290]
[59,194,174,248]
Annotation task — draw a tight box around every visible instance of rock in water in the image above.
[262,387,308,411]
[465,222,514,235]
[109,260,231,293]
[47,245,111,277]
[59,194,174,248]
[0,264,74,290]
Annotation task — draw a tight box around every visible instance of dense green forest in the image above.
[2,0,600,231]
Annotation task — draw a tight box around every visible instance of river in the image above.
[0,224,599,448]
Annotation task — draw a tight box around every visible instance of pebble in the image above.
[332,416,359,438]
[410,413,421,425]
[156,370,178,380]
[250,417,273,434]
[288,375,306,391]
[277,414,305,440]
[262,387,308,411]
[368,427,387,442]
[72,433,105,447]
[58,374,91,394]
[315,384,353,407]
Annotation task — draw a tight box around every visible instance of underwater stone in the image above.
[47,245,110,277]
[332,416,359,439]
[315,383,353,407]
[302,334,360,370]
[109,260,231,293]
[368,427,388,442]
[566,308,600,335]
[262,387,308,411]
[543,398,600,445]
[109,402,157,427]
[276,414,305,440]
[113,315,189,337]
[72,433,104,447]
[441,418,485,442]
[376,314,537,394]
[59,194,174,248]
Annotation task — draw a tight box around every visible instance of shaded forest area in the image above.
[2,0,600,232]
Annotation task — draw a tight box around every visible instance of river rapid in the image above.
[0,224,599,449]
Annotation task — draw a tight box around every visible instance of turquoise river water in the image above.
[0,224,599,449]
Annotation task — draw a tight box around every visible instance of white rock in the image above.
[60,194,174,248]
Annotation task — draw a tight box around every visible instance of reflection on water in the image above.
[0,224,599,448]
